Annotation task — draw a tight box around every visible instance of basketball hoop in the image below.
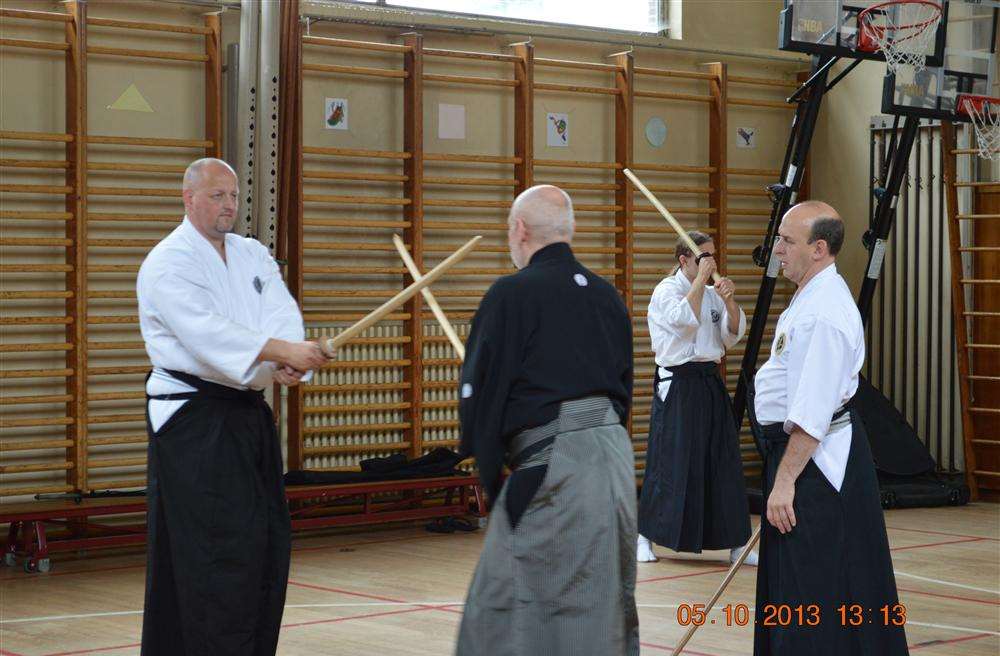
[958,94,1000,162]
[857,0,943,75]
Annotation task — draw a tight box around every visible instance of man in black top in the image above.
[455,185,639,656]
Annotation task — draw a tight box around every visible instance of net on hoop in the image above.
[858,0,942,75]
[959,95,1000,162]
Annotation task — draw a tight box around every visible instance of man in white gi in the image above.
[751,201,907,655]
[638,231,756,566]
[137,158,329,656]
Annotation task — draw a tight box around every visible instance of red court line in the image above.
[908,632,995,651]
[291,531,446,554]
[886,525,1000,542]
[42,642,140,656]
[638,566,730,585]
[1,648,28,656]
[897,586,1000,607]
[890,537,984,553]
[639,641,720,655]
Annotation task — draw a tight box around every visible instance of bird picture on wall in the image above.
[325,97,348,130]
[736,126,756,148]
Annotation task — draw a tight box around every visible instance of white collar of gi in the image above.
[789,261,837,308]
[180,215,230,264]
[673,268,693,291]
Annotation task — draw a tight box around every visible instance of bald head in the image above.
[183,157,237,194]
[785,200,844,255]
[507,185,575,269]
[774,200,845,286]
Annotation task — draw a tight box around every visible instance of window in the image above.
[377,0,666,34]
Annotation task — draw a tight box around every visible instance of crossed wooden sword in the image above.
[320,172,758,655]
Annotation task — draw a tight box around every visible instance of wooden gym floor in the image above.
[0,504,997,655]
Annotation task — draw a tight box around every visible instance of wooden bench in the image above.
[1,476,485,573]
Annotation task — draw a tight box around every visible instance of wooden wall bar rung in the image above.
[0,265,74,273]
[534,159,619,169]
[303,194,411,206]
[87,391,145,401]
[0,7,71,22]
[634,90,714,103]
[0,395,73,406]
[304,170,408,182]
[303,241,407,251]
[634,225,717,235]
[0,130,73,142]
[423,47,518,62]
[535,82,620,95]
[634,66,717,80]
[727,167,780,176]
[306,383,413,393]
[304,443,412,456]
[88,213,177,222]
[88,239,156,248]
[0,38,69,51]
[302,35,411,53]
[1,211,72,220]
[86,46,207,62]
[303,422,411,436]
[534,57,621,72]
[425,152,520,164]
[88,162,187,173]
[303,218,411,229]
[0,237,73,246]
[0,417,74,428]
[87,16,212,35]
[0,341,72,352]
[644,184,713,194]
[89,457,146,469]
[728,97,794,110]
[424,73,517,87]
[303,62,408,78]
[728,74,797,88]
[86,315,138,323]
[88,135,212,148]
[0,291,73,300]
[87,186,179,197]
[537,180,619,191]
[0,184,73,194]
[1,159,70,169]
[729,187,768,196]
[0,463,74,474]
[304,312,410,321]
[634,206,715,215]
[631,162,716,174]
[423,198,508,208]
[303,402,411,414]
[0,368,73,378]
[1,439,74,451]
[303,146,410,159]
[424,176,517,187]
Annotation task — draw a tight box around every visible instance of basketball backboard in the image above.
[882,0,998,121]
[779,0,948,66]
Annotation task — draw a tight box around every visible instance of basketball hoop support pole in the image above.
[857,115,920,322]
[733,56,832,435]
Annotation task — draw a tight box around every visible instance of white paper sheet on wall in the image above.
[325,98,348,130]
[439,103,466,139]
[547,112,569,147]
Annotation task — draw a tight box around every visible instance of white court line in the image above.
[893,570,1000,595]
[906,621,1000,637]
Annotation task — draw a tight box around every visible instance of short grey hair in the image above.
[182,157,237,192]
[808,216,845,255]
[508,184,575,243]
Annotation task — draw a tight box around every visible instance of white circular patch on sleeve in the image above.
[461,383,473,398]
[573,273,588,287]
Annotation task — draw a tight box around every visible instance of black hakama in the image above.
[638,361,751,552]
[141,370,291,656]
[752,411,908,655]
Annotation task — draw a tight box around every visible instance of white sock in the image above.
[637,534,659,562]
[730,545,759,566]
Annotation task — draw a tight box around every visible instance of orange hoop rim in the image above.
[857,0,943,52]
[957,94,1000,117]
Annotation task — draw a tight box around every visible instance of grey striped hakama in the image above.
[456,397,640,656]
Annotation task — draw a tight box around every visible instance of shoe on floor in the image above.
[729,545,758,566]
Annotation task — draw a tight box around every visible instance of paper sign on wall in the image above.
[438,103,466,139]
[325,98,348,130]
[547,112,569,147]
[108,83,154,113]
[736,127,757,149]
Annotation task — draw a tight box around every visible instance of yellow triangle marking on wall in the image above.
[108,83,154,113]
